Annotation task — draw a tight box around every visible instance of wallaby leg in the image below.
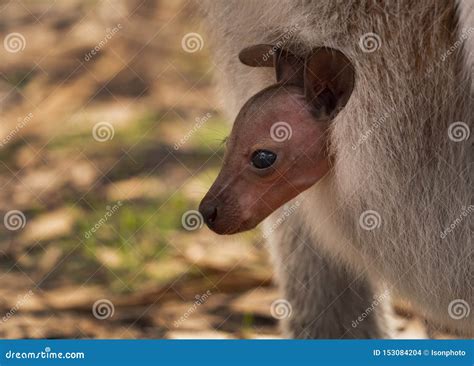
[268,215,387,339]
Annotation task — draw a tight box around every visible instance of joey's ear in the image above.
[239,45,304,85]
[239,44,275,67]
[274,48,304,85]
[304,47,355,120]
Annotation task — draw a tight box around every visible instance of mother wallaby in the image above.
[199,0,473,338]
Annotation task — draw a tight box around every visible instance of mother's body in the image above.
[200,0,473,338]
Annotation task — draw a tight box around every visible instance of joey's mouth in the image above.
[227,217,259,234]
[201,210,261,235]
[208,217,259,235]
[199,191,264,235]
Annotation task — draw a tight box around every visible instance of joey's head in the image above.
[200,45,355,234]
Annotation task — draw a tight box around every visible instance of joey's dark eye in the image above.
[251,150,277,169]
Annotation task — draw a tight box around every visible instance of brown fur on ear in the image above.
[240,45,305,85]
[304,47,355,120]
[238,44,275,67]
[274,48,305,85]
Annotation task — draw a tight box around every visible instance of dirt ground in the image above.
[0,0,455,339]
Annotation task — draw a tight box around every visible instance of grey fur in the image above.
[269,205,388,338]
[200,0,473,338]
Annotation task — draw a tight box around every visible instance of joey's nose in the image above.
[199,202,218,227]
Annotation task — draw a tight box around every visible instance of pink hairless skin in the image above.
[199,45,355,235]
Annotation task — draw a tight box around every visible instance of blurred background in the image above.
[0,0,280,339]
[0,0,443,339]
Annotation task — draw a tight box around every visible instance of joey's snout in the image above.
[199,198,226,234]
[199,200,217,226]
[198,189,249,235]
